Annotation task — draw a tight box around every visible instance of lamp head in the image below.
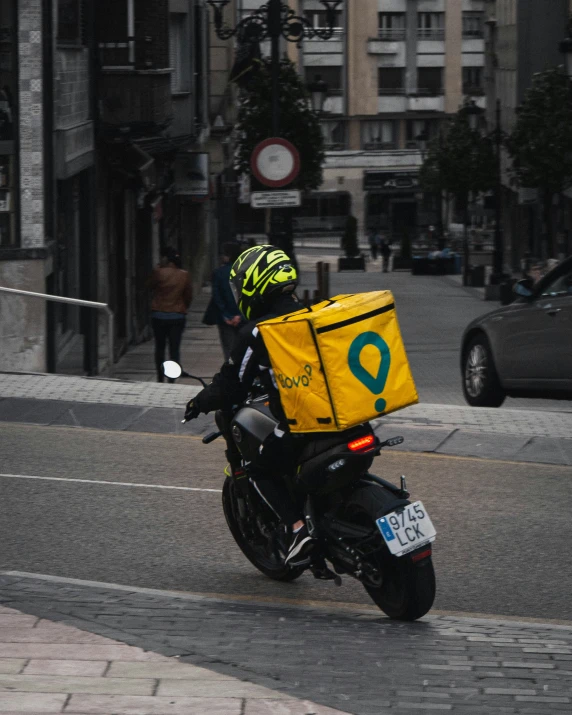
[559,17,572,80]
[461,99,484,131]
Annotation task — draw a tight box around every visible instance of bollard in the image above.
[313,289,321,304]
[323,263,330,298]
[302,289,310,307]
[316,261,323,300]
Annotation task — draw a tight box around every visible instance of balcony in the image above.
[378,95,407,113]
[417,28,445,40]
[99,70,173,132]
[362,141,398,151]
[377,28,406,41]
[407,92,444,112]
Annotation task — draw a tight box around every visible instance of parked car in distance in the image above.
[461,256,572,407]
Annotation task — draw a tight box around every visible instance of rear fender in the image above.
[344,474,411,521]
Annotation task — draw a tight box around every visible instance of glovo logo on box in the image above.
[348,331,391,413]
[277,364,313,390]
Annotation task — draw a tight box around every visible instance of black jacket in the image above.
[194,293,300,418]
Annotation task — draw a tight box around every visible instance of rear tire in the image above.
[222,477,304,582]
[364,557,436,621]
[462,333,506,407]
[341,484,436,620]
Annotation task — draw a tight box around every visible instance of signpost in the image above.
[251,190,301,209]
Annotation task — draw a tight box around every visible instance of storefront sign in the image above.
[364,171,420,192]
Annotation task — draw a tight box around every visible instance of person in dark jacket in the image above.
[184,245,315,566]
[149,247,193,383]
[211,242,243,360]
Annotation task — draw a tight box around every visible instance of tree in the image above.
[419,111,496,215]
[419,108,496,281]
[234,57,325,191]
[506,67,572,257]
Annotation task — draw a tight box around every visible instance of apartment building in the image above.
[297,0,488,240]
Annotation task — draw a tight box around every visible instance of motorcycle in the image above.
[165,361,436,621]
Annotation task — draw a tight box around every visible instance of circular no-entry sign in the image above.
[250,138,300,188]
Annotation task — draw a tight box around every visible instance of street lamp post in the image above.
[459,100,485,286]
[206,0,342,250]
[491,98,503,281]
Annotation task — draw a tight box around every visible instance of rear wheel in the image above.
[342,489,436,621]
[222,477,305,582]
[364,557,436,621]
[462,333,506,407]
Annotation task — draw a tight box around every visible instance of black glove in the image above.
[184,398,201,422]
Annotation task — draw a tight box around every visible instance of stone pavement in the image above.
[2,572,572,715]
[0,601,347,715]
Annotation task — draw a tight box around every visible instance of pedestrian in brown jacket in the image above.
[149,247,193,382]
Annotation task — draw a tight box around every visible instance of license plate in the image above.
[376,501,436,557]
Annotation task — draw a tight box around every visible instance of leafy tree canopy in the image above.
[506,67,572,195]
[419,110,496,203]
[234,58,325,191]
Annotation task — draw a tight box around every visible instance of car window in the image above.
[540,267,572,298]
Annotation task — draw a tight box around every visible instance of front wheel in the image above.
[462,334,506,407]
[222,477,305,582]
[364,557,436,621]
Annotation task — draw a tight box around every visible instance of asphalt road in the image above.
[2,422,571,622]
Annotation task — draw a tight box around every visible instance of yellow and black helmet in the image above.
[230,245,298,320]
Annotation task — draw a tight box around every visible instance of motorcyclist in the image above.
[184,245,315,565]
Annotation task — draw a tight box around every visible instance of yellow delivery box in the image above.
[258,291,418,433]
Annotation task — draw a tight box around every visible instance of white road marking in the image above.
[0,473,222,493]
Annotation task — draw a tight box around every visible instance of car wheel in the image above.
[462,334,506,407]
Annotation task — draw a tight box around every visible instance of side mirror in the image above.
[163,360,182,379]
[513,278,534,298]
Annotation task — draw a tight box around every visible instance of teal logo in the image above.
[348,332,391,412]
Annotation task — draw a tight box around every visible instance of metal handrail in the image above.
[0,287,114,377]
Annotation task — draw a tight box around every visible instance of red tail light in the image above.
[411,548,432,563]
[348,434,375,452]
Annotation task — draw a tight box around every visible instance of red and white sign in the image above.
[250,138,300,188]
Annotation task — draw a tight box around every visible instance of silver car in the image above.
[461,256,572,407]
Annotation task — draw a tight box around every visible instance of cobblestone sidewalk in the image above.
[1,572,572,715]
[0,602,347,715]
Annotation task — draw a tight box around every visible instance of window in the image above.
[378,13,406,40]
[304,66,342,95]
[169,13,190,93]
[406,119,438,148]
[463,67,483,95]
[378,67,405,95]
[57,0,83,45]
[321,120,346,150]
[540,266,572,298]
[417,67,443,95]
[304,10,343,37]
[362,120,397,150]
[417,12,445,40]
[463,12,484,38]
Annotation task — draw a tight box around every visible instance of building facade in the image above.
[0,0,237,375]
[299,0,487,242]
